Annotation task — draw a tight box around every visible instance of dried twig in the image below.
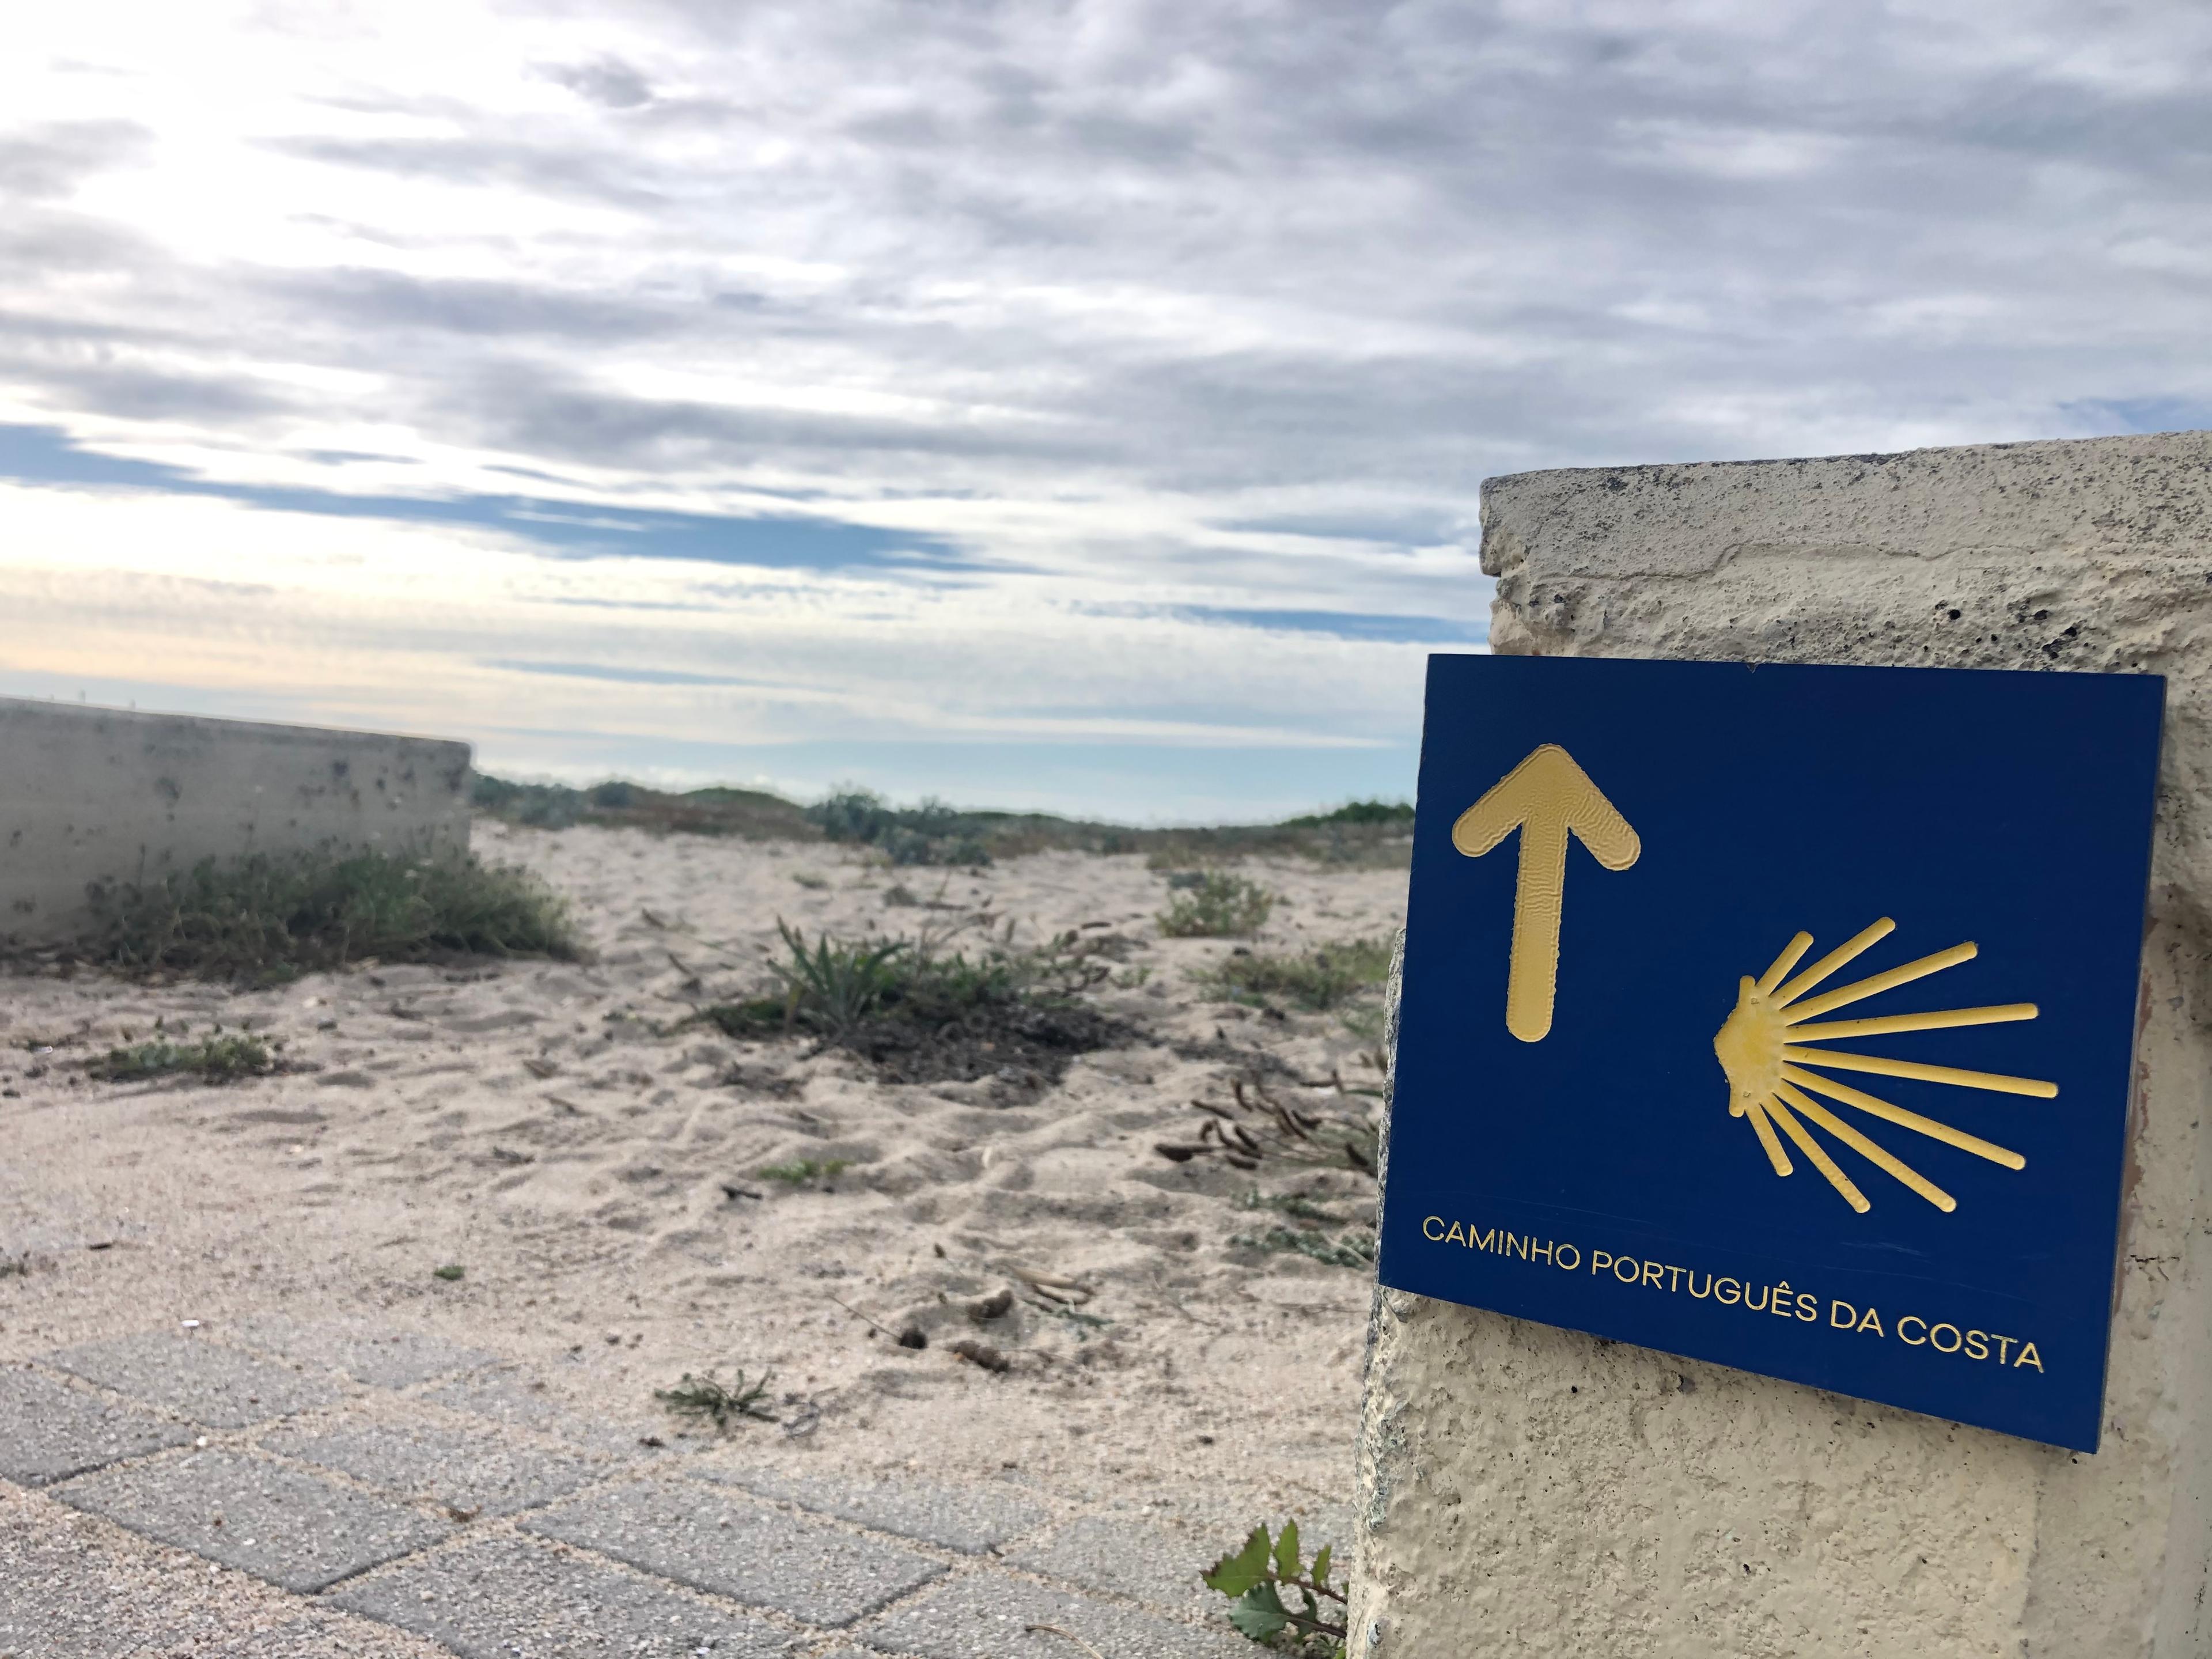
[826,1293,898,1339]
[1012,1266,1094,1305]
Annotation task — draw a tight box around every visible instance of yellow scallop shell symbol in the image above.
[1713,918,2053,1214]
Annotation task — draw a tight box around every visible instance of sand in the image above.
[0,824,1406,1565]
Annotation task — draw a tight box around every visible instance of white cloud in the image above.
[2,0,2209,813]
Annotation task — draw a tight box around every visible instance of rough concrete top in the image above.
[0,696,471,760]
[1477,429,2212,884]
[1480,429,2212,584]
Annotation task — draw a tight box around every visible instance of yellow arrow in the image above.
[1452,744,1640,1043]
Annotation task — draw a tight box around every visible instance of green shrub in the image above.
[1195,938,1391,1010]
[75,850,578,980]
[473,774,812,838]
[806,789,991,866]
[1278,800,1414,830]
[1159,874,1278,938]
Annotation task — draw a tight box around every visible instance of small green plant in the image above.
[655,1368,777,1429]
[1203,1520,1346,1654]
[1159,874,1278,939]
[73,850,578,980]
[766,921,909,1035]
[1195,938,1391,1011]
[759,1157,851,1185]
[1230,1225,1376,1271]
[1338,1002,1387,1041]
[88,1033,274,1083]
[1236,1191,1354,1226]
[431,1264,465,1281]
[699,995,794,1039]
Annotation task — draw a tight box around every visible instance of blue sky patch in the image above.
[0,423,969,573]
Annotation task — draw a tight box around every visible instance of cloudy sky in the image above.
[3,2,2208,819]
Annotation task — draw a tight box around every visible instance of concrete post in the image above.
[1351,433,2212,1657]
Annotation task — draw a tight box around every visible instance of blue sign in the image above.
[1379,655,2163,1451]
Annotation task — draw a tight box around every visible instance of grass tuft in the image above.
[766,923,910,1036]
[1236,1190,1357,1227]
[654,1368,777,1429]
[89,1033,274,1084]
[1158,874,1278,939]
[73,850,578,981]
[1230,1225,1376,1271]
[1195,938,1391,1011]
[758,1157,851,1185]
[696,919,1130,1090]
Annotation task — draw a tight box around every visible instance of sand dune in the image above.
[0,823,1405,1560]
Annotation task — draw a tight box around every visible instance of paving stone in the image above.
[224,1316,498,1388]
[54,1448,454,1594]
[262,1415,609,1518]
[0,1363,193,1487]
[521,1475,944,1627]
[0,1485,436,1659]
[1009,1505,1355,1616]
[1003,1513,1223,1614]
[43,1330,343,1429]
[332,1533,794,1658]
[704,1468,1051,1554]
[199,1609,450,1658]
[853,1568,1251,1659]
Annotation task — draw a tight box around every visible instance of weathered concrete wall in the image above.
[0,698,472,944]
[1351,432,2212,1658]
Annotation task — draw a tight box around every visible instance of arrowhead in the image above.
[1452,744,1640,868]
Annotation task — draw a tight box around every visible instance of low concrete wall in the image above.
[1351,432,2212,1658]
[0,698,472,945]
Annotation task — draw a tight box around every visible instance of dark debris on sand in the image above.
[838,999,1142,1096]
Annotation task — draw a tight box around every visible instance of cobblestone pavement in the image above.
[0,1323,1267,1658]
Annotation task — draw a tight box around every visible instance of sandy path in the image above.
[0,825,1406,1570]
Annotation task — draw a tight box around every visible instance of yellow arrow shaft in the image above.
[1454,743,1637,1043]
[1506,816,1568,1042]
